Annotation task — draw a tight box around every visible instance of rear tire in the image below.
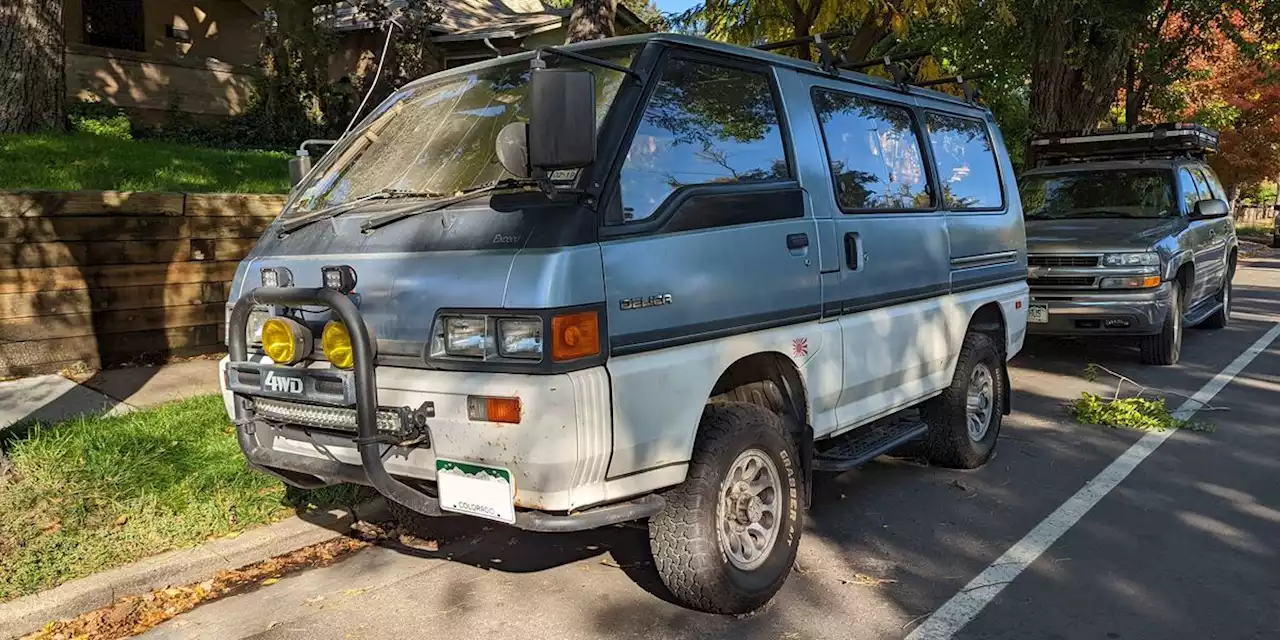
[920,331,1005,469]
[1140,285,1183,365]
[649,402,803,614]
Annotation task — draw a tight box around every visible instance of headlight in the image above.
[1103,252,1160,267]
[322,321,355,369]
[245,306,270,345]
[260,317,312,364]
[440,316,489,358]
[497,318,542,359]
[1100,275,1162,289]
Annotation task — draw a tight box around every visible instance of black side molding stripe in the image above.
[952,272,1028,294]
[605,460,689,482]
[950,250,1019,270]
[611,304,823,356]
[838,283,950,315]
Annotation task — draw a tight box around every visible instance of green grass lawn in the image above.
[0,133,291,194]
[1236,221,1275,242]
[0,395,365,601]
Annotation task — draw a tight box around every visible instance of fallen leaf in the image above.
[261,578,279,586]
[115,515,129,526]
[840,573,898,587]
[224,531,242,539]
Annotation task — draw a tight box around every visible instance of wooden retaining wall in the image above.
[0,190,283,378]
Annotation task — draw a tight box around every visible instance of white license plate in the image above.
[1028,304,1050,324]
[436,459,515,524]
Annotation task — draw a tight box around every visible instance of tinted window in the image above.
[1191,168,1218,200]
[1200,168,1227,200]
[1178,169,1201,213]
[618,59,788,223]
[813,90,931,211]
[1020,170,1176,219]
[926,113,1004,209]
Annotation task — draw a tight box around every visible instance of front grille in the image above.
[1028,255,1100,268]
[253,397,407,434]
[1031,276,1096,288]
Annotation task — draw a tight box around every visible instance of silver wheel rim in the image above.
[717,449,782,571]
[966,363,995,442]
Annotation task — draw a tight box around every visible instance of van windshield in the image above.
[1020,169,1176,219]
[291,46,639,214]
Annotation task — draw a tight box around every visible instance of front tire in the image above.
[1140,284,1183,365]
[920,331,1006,469]
[649,402,803,614]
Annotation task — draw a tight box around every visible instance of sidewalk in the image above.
[0,358,222,431]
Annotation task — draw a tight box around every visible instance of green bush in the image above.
[67,102,134,140]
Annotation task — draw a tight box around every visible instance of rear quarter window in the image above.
[925,113,1005,210]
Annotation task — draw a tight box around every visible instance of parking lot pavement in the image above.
[142,264,1280,640]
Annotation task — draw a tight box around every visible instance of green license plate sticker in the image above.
[435,459,515,524]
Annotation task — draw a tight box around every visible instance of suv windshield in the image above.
[1020,169,1176,219]
[291,46,639,214]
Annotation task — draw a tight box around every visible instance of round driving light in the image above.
[322,321,355,369]
[261,317,312,364]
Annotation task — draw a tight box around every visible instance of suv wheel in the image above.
[1202,269,1233,329]
[920,331,1005,469]
[649,402,803,614]
[1141,284,1183,365]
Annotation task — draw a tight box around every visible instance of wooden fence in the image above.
[1234,204,1276,224]
[0,190,283,378]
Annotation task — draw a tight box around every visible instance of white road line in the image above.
[907,321,1280,640]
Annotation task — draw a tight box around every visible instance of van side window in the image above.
[925,113,1004,210]
[1178,168,1202,214]
[812,90,931,211]
[618,59,789,223]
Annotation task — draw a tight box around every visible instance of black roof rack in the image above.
[1029,123,1219,167]
[910,73,989,103]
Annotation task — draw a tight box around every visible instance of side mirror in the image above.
[529,68,596,170]
[1192,198,1230,219]
[496,122,531,179]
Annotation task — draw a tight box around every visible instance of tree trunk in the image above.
[566,0,616,43]
[1028,4,1131,135]
[0,0,65,134]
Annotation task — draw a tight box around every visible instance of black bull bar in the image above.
[228,287,663,532]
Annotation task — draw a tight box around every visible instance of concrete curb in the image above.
[0,497,390,640]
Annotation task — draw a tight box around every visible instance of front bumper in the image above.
[224,287,665,532]
[1027,282,1174,336]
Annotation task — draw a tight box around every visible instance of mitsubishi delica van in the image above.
[222,33,1029,613]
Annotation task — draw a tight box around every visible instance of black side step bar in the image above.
[812,416,929,473]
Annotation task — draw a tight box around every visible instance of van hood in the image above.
[230,194,604,359]
[1024,217,1184,254]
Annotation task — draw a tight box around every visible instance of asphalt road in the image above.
[143,247,1280,640]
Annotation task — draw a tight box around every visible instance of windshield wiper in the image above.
[278,188,445,236]
[360,178,544,233]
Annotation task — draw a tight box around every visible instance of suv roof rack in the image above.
[1029,122,1219,167]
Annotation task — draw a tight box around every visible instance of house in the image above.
[62,0,650,121]
[328,0,649,78]
[63,0,265,119]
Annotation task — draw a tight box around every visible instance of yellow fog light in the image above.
[261,317,312,364]
[322,321,355,369]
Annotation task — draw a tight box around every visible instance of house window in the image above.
[83,0,146,52]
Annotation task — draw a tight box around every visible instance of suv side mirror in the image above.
[495,68,597,179]
[1192,198,1230,220]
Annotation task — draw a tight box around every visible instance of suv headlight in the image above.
[226,304,272,347]
[1103,252,1161,267]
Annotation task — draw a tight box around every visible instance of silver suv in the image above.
[1019,124,1237,365]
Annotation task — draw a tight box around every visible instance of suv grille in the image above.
[1031,276,1096,288]
[1028,255,1100,268]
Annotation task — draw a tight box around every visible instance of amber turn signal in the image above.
[467,396,521,424]
[550,311,600,362]
[1143,275,1161,288]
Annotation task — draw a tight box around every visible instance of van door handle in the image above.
[786,233,809,250]
[845,232,862,270]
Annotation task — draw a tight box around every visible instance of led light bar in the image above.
[254,397,406,434]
